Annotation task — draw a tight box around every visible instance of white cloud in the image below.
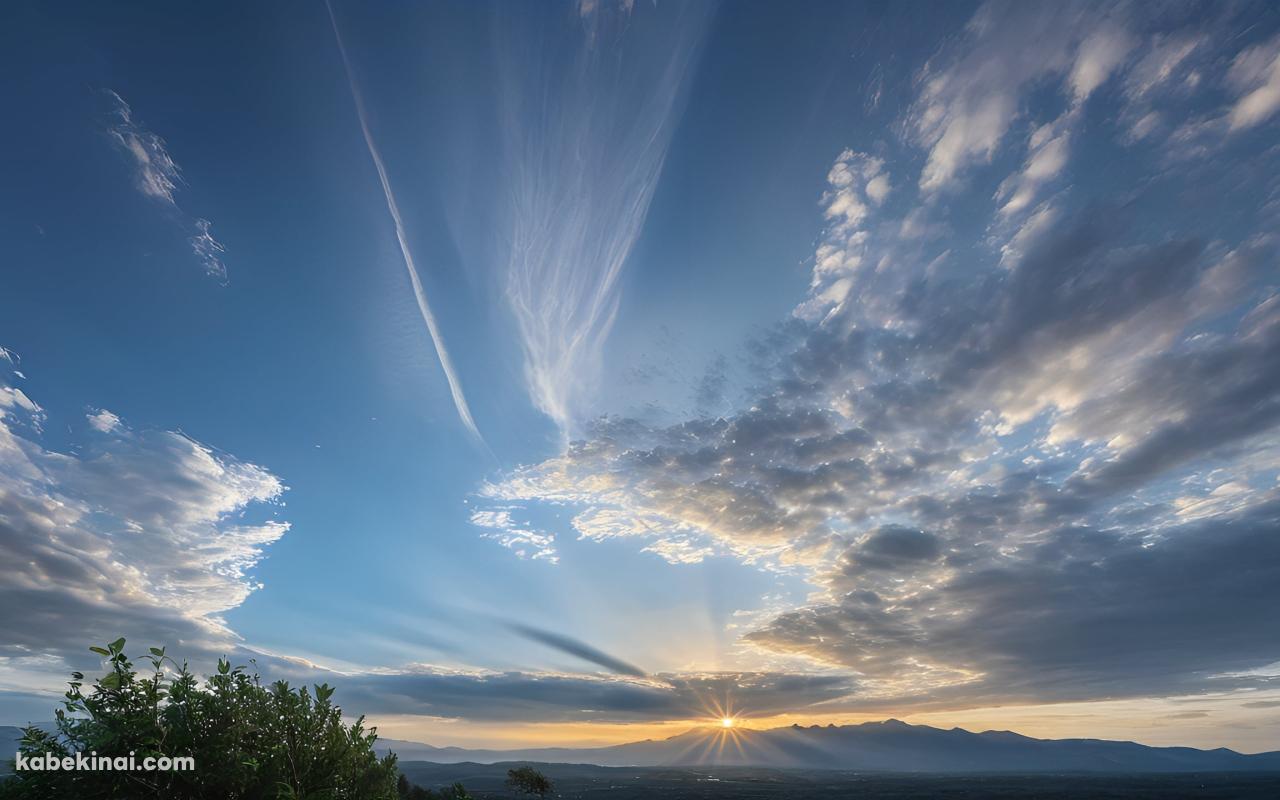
[996,118,1072,216]
[1124,34,1203,100]
[103,90,229,280]
[1126,110,1162,141]
[105,90,183,205]
[85,408,121,433]
[0,368,287,678]
[189,218,228,281]
[0,387,40,417]
[1226,35,1280,131]
[911,4,1131,196]
[795,151,891,323]
[865,173,891,204]
[1068,27,1133,104]
[640,536,716,565]
[823,152,888,229]
[916,92,1016,195]
[469,508,558,563]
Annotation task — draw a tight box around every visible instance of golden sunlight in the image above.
[720,717,735,728]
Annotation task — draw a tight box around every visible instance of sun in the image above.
[720,717,735,728]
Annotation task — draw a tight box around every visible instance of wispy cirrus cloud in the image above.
[494,1,711,436]
[103,90,228,281]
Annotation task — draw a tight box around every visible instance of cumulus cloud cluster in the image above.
[0,364,286,687]
[474,1,1280,715]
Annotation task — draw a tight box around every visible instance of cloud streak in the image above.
[505,622,647,678]
[326,0,483,444]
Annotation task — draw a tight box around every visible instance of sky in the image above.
[2,0,1280,754]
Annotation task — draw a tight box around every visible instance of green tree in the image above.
[397,773,438,800]
[0,638,402,799]
[505,766,552,798]
[439,783,473,800]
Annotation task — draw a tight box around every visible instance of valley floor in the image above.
[397,762,1280,799]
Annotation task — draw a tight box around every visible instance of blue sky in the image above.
[3,0,1280,752]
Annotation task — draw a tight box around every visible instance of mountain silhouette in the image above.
[7,721,1279,774]
[375,719,1280,773]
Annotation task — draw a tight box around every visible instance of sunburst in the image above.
[661,691,757,765]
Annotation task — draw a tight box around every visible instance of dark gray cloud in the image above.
[249,654,859,723]
[853,526,942,569]
[747,503,1280,707]
[1071,304,1280,493]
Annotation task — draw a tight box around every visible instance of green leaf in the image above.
[149,647,164,657]
[100,672,121,690]
[89,646,110,656]
[108,637,126,653]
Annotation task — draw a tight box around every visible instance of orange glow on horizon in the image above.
[364,689,1280,755]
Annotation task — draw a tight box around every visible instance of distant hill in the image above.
[376,719,1280,773]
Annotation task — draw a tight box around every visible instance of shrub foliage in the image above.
[0,638,401,799]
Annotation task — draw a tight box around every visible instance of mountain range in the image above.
[7,720,1279,774]
[374,719,1280,773]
